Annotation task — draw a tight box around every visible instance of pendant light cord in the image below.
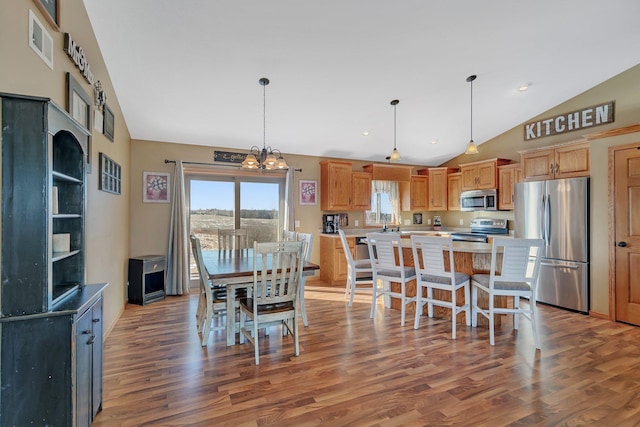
[470,77,473,142]
[394,103,397,150]
[263,80,267,150]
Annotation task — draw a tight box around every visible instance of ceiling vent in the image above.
[29,10,53,69]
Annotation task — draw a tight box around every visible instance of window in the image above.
[365,180,400,226]
[187,173,285,251]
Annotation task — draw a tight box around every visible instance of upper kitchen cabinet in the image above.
[417,167,458,211]
[447,172,462,211]
[320,161,372,211]
[460,158,511,191]
[400,175,428,211]
[520,141,590,181]
[320,161,352,210]
[351,172,372,210]
[498,163,521,210]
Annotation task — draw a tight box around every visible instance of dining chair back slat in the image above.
[218,228,249,250]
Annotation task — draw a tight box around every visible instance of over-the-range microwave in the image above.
[460,189,498,211]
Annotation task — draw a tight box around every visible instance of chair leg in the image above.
[471,285,478,328]
[463,283,471,326]
[451,288,457,340]
[370,279,378,318]
[348,277,357,307]
[293,315,300,356]
[427,287,434,318]
[201,308,212,347]
[531,298,541,349]
[414,285,423,330]
[253,315,260,365]
[299,279,308,327]
[488,298,495,346]
[513,296,520,330]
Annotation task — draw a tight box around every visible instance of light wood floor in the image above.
[93,283,640,426]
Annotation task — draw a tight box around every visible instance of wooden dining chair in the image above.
[410,235,470,339]
[190,234,227,346]
[296,232,314,326]
[239,240,305,364]
[471,237,544,348]
[218,228,249,250]
[366,232,417,326]
[338,230,373,306]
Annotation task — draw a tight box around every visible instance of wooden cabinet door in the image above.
[476,161,497,189]
[521,148,555,181]
[320,161,352,210]
[351,172,372,210]
[460,165,479,191]
[428,168,448,211]
[447,173,462,210]
[498,164,520,210]
[554,143,590,178]
[411,175,428,210]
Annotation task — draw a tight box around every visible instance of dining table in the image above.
[202,248,320,346]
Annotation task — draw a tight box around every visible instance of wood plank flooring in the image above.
[93,283,640,426]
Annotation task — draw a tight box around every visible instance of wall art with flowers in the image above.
[143,172,170,203]
[299,180,317,205]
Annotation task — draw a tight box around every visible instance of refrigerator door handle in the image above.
[540,262,579,270]
[541,194,548,245]
[546,193,552,247]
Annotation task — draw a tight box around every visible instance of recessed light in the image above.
[518,84,530,92]
[362,131,369,136]
[431,139,438,144]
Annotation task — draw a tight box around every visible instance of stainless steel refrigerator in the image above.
[514,177,589,313]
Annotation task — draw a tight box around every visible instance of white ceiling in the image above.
[83,0,640,166]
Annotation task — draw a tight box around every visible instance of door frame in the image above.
[608,139,640,321]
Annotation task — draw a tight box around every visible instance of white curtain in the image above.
[165,160,190,295]
[283,168,295,231]
[371,180,400,225]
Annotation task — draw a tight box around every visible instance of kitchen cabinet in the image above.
[351,171,372,210]
[447,172,462,211]
[460,158,511,191]
[520,141,590,181]
[320,161,352,210]
[320,161,372,211]
[417,167,458,211]
[320,234,354,285]
[498,163,521,210]
[401,175,428,211]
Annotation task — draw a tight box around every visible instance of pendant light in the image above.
[389,99,401,162]
[464,75,479,155]
[241,77,289,170]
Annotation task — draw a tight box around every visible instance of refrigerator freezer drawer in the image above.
[537,259,589,313]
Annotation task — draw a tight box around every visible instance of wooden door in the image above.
[460,165,478,190]
[411,175,428,209]
[555,142,590,178]
[522,148,555,181]
[476,161,497,189]
[615,146,640,325]
[351,172,372,210]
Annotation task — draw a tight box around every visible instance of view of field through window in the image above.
[189,180,281,251]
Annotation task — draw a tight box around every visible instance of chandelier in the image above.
[242,77,289,170]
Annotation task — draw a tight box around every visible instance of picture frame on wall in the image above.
[66,72,92,172]
[103,104,114,141]
[143,172,170,203]
[99,153,121,195]
[32,0,59,31]
[299,180,317,205]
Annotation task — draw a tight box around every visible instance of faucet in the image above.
[383,224,388,232]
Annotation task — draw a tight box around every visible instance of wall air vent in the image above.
[29,10,53,69]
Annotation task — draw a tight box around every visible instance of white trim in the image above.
[29,10,54,70]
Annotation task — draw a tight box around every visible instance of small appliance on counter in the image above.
[322,213,348,234]
[433,215,442,230]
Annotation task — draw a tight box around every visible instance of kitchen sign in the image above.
[214,150,246,164]
[523,101,614,141]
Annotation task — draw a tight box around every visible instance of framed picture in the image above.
[143,172,170,203]
[99,153,121,195]
[66,72,91,132]
[413,213,423,225]
[103,104,115,141]
[32,0,59,31]
[299,180,317,205]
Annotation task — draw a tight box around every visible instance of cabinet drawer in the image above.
[143,259,166,274]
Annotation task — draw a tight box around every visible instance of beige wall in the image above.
[1,1,131,334]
